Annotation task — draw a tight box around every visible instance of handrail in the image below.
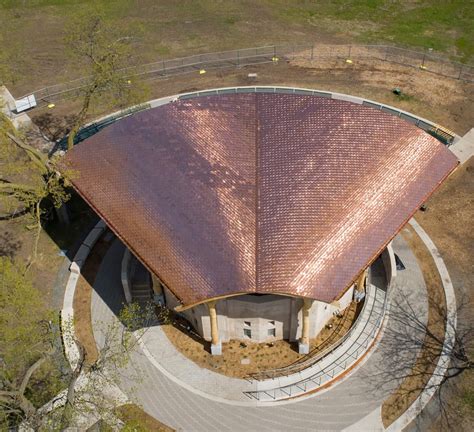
[244,282,388,400]
[53,86,458,155]
[247,269,373,381]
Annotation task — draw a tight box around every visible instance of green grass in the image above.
[272,0,474,62]
[462,388,474,411]
[2,0,472,58]
[0,0,472,91]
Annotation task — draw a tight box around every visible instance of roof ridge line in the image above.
[255,92,259,294]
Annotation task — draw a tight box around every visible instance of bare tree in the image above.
[56,302,158,430]
[0,112,71,268]
[374,292,473,428]
[64,5,149,150]
[0,258,158,432]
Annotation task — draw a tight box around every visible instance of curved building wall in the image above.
[125,244,396,344]
[162,286,355,343]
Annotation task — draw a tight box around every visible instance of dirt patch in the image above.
[382,158,474,428]
[115,403,174,432]
[415,158,474,302]
[161,301,359,379]
[73,232,114,365]
[0,218,65,304]
[414,157,474,430]
[31,58,474,137]
[381,224,446,427]
[293,53,466,109]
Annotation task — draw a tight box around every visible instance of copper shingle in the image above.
[62,92,458,307]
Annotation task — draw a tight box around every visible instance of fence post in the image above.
[421,52,426,68]
[273,45,276,58]
[237,50,240,66]
[311,44,314,60]
[348,45,352,59]
[458,64,463,80]
[162,59,166,74]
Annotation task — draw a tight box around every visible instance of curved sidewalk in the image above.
[90,232,428,431]
[136,271,386,403]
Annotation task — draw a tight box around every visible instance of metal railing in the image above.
[18,43,474,109]
[244,281,388,401]
[177,86,458,146]
[54,102,151,152]
[246,268,373,382]
[53,86,458,154]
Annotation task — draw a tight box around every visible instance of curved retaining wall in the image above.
[61,220,107,369]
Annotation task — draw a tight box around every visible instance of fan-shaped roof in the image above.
[63,92,458,307]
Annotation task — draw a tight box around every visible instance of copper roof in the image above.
[62,92,458,307]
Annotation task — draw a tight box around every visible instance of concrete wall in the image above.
[163,286,355,344]
[121,243,385,345]
[381,241,397,287]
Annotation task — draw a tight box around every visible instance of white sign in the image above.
[15,94,37,113]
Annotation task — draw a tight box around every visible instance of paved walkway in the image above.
[451,128,474,164]
[91,232,427,431]
[136,263,386,403]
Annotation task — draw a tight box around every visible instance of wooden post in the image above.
[356,269,367,292]
[299,298,313,354]
[207,300,221,355]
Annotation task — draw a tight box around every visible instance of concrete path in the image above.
[451,128,474,164]
[137,269,386,403]
[90,233,427,431]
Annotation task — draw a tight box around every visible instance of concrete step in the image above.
[132,294,152,300]
[131,286,152,293]
[132,282,151,289]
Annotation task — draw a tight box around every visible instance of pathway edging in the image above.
[59,217,457,430]
[61,220,107,369]
[383,219,457,431]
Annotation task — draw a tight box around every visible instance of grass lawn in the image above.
[1,1,473,94]
[115,403,174,431]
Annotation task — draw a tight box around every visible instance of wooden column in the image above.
[299,298,313,354]
[356,269,367,292]
[207,300,221,355]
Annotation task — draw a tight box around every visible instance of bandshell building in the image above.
[63,89,458,355]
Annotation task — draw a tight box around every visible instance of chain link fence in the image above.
[20,44,473,109]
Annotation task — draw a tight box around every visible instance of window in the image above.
[269,320,275,325]
[267,328,276,337]
[243,328,252,338]
[244,321,251,327]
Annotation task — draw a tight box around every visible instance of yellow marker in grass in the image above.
[199,69,206,74]
[272,56,279,62]
[47,103,55,109]
[346,59,353,64]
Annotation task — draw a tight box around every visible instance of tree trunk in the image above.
[56,203,70,225]
[67,87,95,150]
[60,342,85,429]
